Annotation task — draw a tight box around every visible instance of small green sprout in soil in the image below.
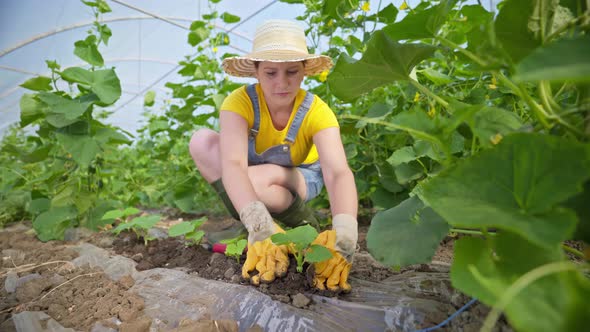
[105,208,160,245]
[271,225,332,272]
[168,217,207,245]
[224,239,248,264]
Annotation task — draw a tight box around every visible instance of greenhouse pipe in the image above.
[0,57,178,100]
[0,16,250,59]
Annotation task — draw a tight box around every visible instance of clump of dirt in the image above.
[0,231,148,331]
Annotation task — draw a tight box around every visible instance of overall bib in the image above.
[245,84,320,170]
[211,85,322,230]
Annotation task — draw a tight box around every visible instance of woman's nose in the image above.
[277,73,289,88]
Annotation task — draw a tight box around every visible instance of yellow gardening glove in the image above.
[239,201,290,285]
[311,214,358,292]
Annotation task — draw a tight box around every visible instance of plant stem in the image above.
[538,81,557,115]
[546,12,590,42]
[341,114,453,162]
[409,78,449,109]
[437,36,488,67]
[450,228,495,236]
[562,244,585,259]
[296,253,304,273]
[493,72,545,123]
[481,261,579,332]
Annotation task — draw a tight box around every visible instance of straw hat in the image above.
[222,20,333,77]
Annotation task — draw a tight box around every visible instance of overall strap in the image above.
[245,84,260,138]
[285,91,314,144]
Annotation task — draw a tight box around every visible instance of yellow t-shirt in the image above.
[220,84,339,165]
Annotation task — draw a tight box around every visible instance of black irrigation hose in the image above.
[413,298,479,332]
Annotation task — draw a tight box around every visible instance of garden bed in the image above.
[0,216,511,332]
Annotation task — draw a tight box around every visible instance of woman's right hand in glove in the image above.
[239,201,289,285]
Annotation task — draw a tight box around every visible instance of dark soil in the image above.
[0,215,518,332]
[109,220,445,305]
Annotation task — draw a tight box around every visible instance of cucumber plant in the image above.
[105,208,161,246]
[224,239,248,264]
[168,216,207,245]
[271,225,333,273]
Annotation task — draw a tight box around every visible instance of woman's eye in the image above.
[265,72,276,77]
[287,71,298,75]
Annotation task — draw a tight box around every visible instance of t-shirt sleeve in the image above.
[305,96,339,137]
[220,85,253,128]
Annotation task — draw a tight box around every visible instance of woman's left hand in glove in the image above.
[310,214,357,292]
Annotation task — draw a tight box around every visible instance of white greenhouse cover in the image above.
[0,0,308,137]
[0,0,492,138]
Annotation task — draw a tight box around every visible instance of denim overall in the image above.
[211,84,323,229]
[245,84,320,171]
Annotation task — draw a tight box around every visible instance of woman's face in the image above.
[255,61,305,110]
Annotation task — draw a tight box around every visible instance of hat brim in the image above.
[222,51,333,77]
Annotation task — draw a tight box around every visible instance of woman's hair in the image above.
[253,60,307,70]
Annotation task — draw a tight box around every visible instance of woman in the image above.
[189,20,357,292]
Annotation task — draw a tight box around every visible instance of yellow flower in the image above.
[361,2,370,12]
[428,105,436,117]
[319,69,329,82]
[327,19,333,27]
[413,92,420,102]
[488,76,497,89]
[400,0,409,10]
[224,36,229,44]
[490,133,503,145]
[212,47,218,53]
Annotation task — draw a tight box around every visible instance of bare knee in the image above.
[248,164,275,195]
[248,165,296,212]
[189,128,218,160]
[189,129,220,182]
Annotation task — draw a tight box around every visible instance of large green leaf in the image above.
[328,30,436,101]
[84,200,116,231]
[387,146,416,166]
[33,206,78,241]
[367,196,449,267]
[370,185,407,210]
[452,232,590,332]
[494,0,541,63]
[37,92,92,120]
[461,4,495,55]
[60,67,94,84]
[418,133,590,248]
[383,0,457,41]
[74,36,104,67]
[91,69,121,104]
[94,127,131,146]
[56,133,101,167]
[513,36,590,83]
[564,180,590,243]
[472,107,523,148]
[19,93,45,127]
[188,21,210,47]
[20,76,52,91]
[450,102,523,148]
[61,67,121,105]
